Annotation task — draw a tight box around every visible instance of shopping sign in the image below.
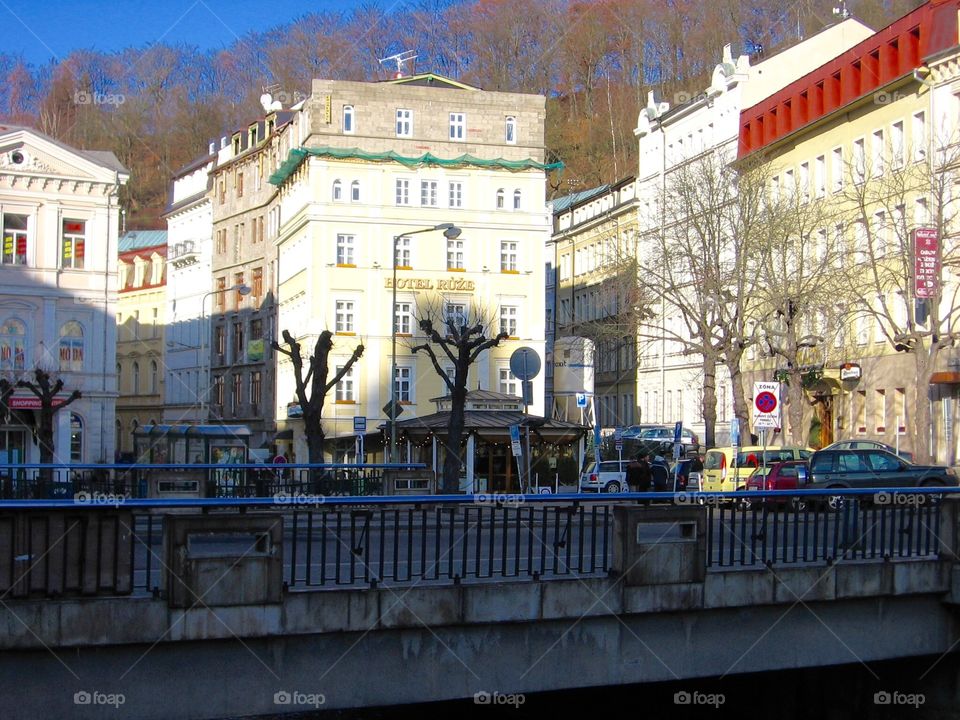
[914,228,940,299]
[753,381,781,429]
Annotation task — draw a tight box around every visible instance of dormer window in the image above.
[343,105,354,134]
[232,135,241,154]
[249,125,258,146]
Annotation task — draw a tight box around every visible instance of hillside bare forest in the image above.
[0,0,921,227]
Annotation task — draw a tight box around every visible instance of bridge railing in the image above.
[1,484,957,599]
[0,462,399,500]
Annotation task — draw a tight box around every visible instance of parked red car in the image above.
[742,460,809,509]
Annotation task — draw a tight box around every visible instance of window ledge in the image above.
[395,266,413,271]
[501,269,519,275]
[336,331,356,336]
[447,267,466,272]
[335,400,358,405]
[336,263,356,268]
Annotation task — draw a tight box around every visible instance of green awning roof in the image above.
[269,146,563,186]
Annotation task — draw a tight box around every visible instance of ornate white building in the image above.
[0,125,128,464]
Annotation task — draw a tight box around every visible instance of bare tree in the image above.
[411,302,508,494]
[755,183,853,446]
[272,330,364,464]
[16,368,81,467]
[641,145,770,448]
[838,131,960,462]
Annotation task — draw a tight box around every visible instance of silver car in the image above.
[579,460,629,493]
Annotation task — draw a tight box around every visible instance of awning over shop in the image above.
[930,371,960,384]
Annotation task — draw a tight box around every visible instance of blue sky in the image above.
[1,0,358,66]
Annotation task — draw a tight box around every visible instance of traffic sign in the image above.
[753,381,781,429]
[382,399,404,420]
[353,416,367,432]
[730,418,741,446]
[673,421,683,443]
[509,347,541,381]
[575,393,587,408]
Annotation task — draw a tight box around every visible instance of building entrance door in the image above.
[0,428,27,497]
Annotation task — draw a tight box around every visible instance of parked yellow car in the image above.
[701,446,813,493]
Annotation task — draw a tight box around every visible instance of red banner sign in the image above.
[7,395,69,409]
[914,228,940,299]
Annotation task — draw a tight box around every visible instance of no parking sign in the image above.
[753,381,781,429]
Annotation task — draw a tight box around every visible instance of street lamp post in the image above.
[200,283,251,421]
[389,223,462,462]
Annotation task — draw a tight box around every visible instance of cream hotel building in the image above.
[269,73,555,462]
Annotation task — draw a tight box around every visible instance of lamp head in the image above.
[235,284,252,296]
[442,225,462,240]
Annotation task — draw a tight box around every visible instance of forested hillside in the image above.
[0,0,921,227]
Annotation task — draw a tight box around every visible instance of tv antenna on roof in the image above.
[379,50,417,79]
[832,1,850,20]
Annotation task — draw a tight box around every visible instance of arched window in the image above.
[0,318,26,371]
[133,361,140,394]
[343,105,354,134]
[70,413,83,463]
[505,116,517,144]
[59,321,83,372]
[332,180,342,201]
[513,189,521,210]
[351,180,360,202]
[150,360,158,393]
[496,189,505,209]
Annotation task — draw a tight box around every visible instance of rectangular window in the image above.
[396,109,412,137]
[499,367,519,396]
[237,172,244,198]
[815,155,825,197]
[856,390,867,433]
[395,366,412,402]
[872,129,884,177]
[335,300,355,334]
[218,180,225,204]
[233,321,245,361]
[231,373,242,412]
[251,371,262,406]
[395,179,410,205]
[505,116,517,144]
[343,105,354,134]
[250,318,263,340]
[448,181,463,208]
[875,389,886,432]
[234,272,245,306]
[213,375,224,405]
[832,147,844,192]
[799,162,809,201]
[449,112,465,140]
[500,305,518,338]
[215,277,226,309]
[61,219,85,269]
[215,325,225,356]
[500,241,518,272]
[2,213,27,265]
[336,365,355,402]
[336,234,355,265]
[395,236,411,268]
[447,238,464,270]
[913,111,926,161]
[895,388,907,432]
[420,180,438,207]
[853,138,866,183]
[252,267,263,301]
[892,120,904,168]
[445,303,468,328]
[394,302,413,335]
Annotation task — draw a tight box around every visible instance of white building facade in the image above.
[0,126,127,464]
[633,20,873,443]
[271,74,553,463]
[162,151,217,425]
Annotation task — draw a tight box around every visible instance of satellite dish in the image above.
[259,93,274,112]
[269,99,283,112]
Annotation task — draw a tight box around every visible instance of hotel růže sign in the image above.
[385,276,476,292]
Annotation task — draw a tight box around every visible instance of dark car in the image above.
[821,439,913,463]
[743,459,809,509]
[803,447,957,508]
[610,425,699,459]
